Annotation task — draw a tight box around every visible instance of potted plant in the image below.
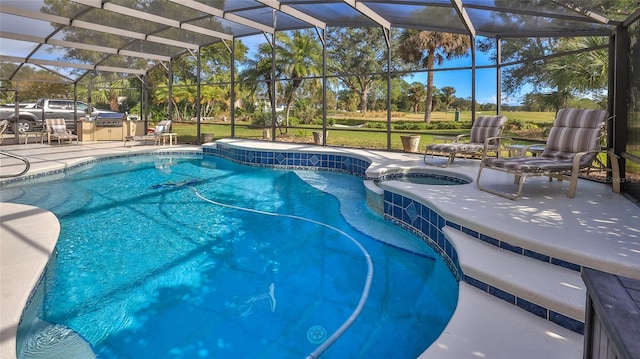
[400,134,421,153]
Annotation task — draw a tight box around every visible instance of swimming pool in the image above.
[3,154,458,358]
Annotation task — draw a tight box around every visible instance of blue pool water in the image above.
[2,154,458,359]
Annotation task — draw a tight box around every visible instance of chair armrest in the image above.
[570,148,621,194]
[483,136,511,147]
[453,134,469,143]
[481,136,511,158]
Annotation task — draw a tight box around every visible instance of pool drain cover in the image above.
[307,325,327,344]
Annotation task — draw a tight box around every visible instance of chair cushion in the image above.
[55,133,76,140]
[543,109,606,154]
[427,143,487,154]
[481,157,575,174]
[154,125,165,134]
[469,115,507,144]
[51,124,67,134]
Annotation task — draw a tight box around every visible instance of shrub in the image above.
[365,121,386,129]
[250,112,272,126]
[430,121,469,130]
[394,122,427,131]
[291,101,321,124]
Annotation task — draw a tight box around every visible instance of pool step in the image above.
[420,226,587,358]
[443,225,586,325]
[419,282,583,359]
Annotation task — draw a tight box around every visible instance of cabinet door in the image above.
[111,127,123,140]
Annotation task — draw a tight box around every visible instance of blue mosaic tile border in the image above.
[384,195,582,274]
[383,190,585,334]
[446,220,583,273]
[204,144,370,178]
[465,274,584,334]
[383,191,463,281]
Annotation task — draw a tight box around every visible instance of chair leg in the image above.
[423,149,430,164]
[607,150,621,194]
[567,173,579,198]
[476,165,526,200]
[567,153,588,198]
[514,174,528,199]
[435,153,455,168]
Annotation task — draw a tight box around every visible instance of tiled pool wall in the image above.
[210,143,585,334]
[205,145,370,177]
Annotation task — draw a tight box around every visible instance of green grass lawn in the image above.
[502,111,556,123]
[167,110,554,151]
[171,122,472,152]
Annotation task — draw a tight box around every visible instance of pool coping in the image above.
[0,203,59,359]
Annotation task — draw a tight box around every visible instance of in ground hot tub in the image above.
[375,172,471,185]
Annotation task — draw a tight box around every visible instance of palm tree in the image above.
[537,37,608,114]
[80,77,132,111]
[275,30,323,132]
[541,89,574,114]
[239,42,279,114]
[397,30,471,123]
[544,37,608,94]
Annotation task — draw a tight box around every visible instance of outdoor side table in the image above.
[161,132,177,145]
[19,132,42,144]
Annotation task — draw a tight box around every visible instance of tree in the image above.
[240,31,322,133]
[154,40,249,120]
[479,36,609,104]
[337,90,359,112]
[327,27,381,113]
[0,67,70,102]
[396,30,471,123]
[543,37,608,95]
[406,82,426,114]
[440,86,456,112]
[541,89,574,114]
[521,93,546,112]
[87,77,136,111]
[327,27,409,113]
[238,41,280,117]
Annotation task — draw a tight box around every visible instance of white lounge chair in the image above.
[44,118,78,145]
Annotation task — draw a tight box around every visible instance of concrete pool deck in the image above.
[1,139,639,358]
